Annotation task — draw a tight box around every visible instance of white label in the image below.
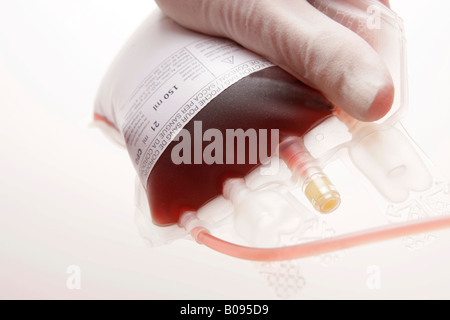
[122,36,273,188]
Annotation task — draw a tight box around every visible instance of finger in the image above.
[378,0,390,8]
[155,0,395,121]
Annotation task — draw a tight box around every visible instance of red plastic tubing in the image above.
[191,215,450,261]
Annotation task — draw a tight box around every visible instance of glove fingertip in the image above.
[362,79,395,122]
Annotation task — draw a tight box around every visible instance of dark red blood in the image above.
[147,67,333,226]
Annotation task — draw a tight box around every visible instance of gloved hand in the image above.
[155,0,394,121]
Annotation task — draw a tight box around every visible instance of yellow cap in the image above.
[303,173,341,214]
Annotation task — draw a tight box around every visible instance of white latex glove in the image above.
[154,0,394,121]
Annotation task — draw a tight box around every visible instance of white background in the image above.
[1,0,450,299]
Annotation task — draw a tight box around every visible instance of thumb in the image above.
[155,0,395,121]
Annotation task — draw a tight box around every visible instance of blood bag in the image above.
[94,0,450,262]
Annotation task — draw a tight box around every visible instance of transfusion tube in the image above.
[185,215,450,261]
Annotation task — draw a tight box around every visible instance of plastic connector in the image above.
[279,136,341,213]
[178,211,209,243]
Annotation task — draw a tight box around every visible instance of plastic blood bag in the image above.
[95,3,450,262]
[94,10,336,226]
